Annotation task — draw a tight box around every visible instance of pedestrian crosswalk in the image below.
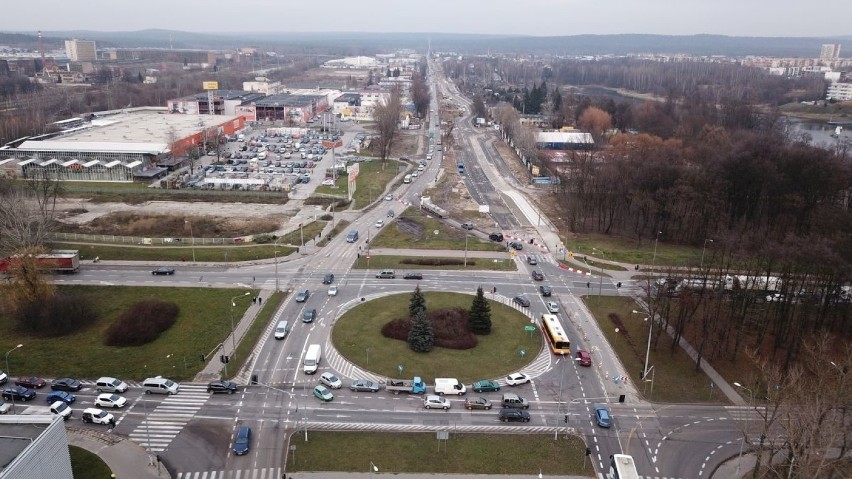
[128,384,210,452]
[518,254,558,266]
[176,468,282,479]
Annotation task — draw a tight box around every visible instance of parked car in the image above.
[532,270,544,281]
[512,296,531,308]
[82,408,115,425]
[232,425,252,455]
[464,397,492,410]
[499,409,531,422]
[489,233,504,242]
[594,406,612,428]
[313,385,334,402]
[576,350,592,367]
[15,376,46,389]
[46,390,76,405]
[506,373,531,386]
[546,301,559,313]
[539,285,552,297]
[322,274,335,285]
[472,380,500,393]
[404,272,423,280]
[302,308,317,323]
[349,379,380,392]
[423,395,451,410]
[152,267,175,276]
[3,386,35,401]
[50,377,82,391]
[94,393,127,408]
[207,380,240,394]
[320,372,342,389]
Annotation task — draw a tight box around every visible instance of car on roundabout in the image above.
[94,393,127,408]
[328,285,339,296]
[576,350,592,367]
[423,395,451,410]
[499,409,531,422]
[313,385,334,402]
[46,390,76,405]
[15,376,46,389]
[464,397,492,410]
[512,296,531,308]
[3,386,35,401]
[546,301,559,313]
[207,380,240,394]
[51,377,83,391]
[539,285,552,297]
[320,372,342,389]
[349,379,381,392]
[403,272,423,280]
[472,379,500,393]
[506,373,531,386]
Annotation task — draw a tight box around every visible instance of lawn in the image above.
[352,254,516,271]
[228,291,285,377]
[317,219,350,247]
[332,292,542,383]
[47,242,295,262]
[582,296,728,404]
[0,286,258,381]
[314,160,403,209]
[370,209,506,251]
[57,180,290,204]
[567,233,706,268]
[69,446,112,479]
[275,220,326,247]
[287,432,595,476]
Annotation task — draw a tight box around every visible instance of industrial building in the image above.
[64,39,97,62]
[0,107,244,182]
[536,131,595,150]
[0,415,73,479]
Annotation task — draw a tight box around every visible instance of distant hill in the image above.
[1,30,849,57]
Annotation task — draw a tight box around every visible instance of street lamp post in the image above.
[652,231,662,267]
[700,238,714,271]
[185,220,196,263]
[464,232,469,267]
[733,382,755,476]
[229,292,251,363]
[4,344,23,413]
[593,248,605,295]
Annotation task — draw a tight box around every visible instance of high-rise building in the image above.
[820,43,841,60]
[64,39,97,62]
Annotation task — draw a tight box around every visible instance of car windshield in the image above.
[164,380,175,387]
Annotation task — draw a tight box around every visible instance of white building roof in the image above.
[17,141,168,154]
[536,131,595,145]
[103,160,121,168]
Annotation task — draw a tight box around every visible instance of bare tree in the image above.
[0,173,63,254]
[372,86,402,163]
[0,245,57,318]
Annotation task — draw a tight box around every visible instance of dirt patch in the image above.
[494,141,532,184]
[395,217,425,238]
[58,212,284,237]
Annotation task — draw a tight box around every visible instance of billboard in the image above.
[202,81,219,90]
[347,163,360,182]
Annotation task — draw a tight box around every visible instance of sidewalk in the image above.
[67,427,169,479]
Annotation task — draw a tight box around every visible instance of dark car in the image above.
[3,386,36,401]
[404,272,423,280]
[303,308,317,323]
[532,270,544,281]
[527,256,538,265]
[152,267,175,276]
[464,397,492,410]
[509,241,524,251]
[489,233,504,242]
[51,378,83,392]
[207,380,240,394]
[15,376,46,389]
[472,379,501,393]
[539,285,552,297]
[576,350,593,367]
[513,296,531,308]
[461,223,475,230]
[322,273,335,284]
[232,425,251,455]
[499,409,531,422]
[46,390,76,404]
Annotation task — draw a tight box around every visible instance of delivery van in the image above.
[274,320,290,340]
[303,344,322,374]
[434,378,467,396]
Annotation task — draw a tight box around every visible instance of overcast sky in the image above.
[5,0,850,38]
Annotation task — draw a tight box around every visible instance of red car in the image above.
[15,376,47,389]
[576,350,592,367]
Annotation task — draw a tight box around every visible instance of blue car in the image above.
[46,390,76,404]
[594,406,612,428]
[232,425,251,455]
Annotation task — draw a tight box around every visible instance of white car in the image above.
[423,395,451,410]
[320,372,342,389]
[546,301,559,314]
[95,393,127,409]
[375,219,384,228]
[384,194,393,201]
[506,373,531,386]
[328,285,339,296]
[82,408,115,425]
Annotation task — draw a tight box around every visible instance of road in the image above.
[49,61,763,479]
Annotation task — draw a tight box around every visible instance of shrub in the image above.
[104,299,180,346]
[15,293,100,336]
[382,307,477,350]
[400,258,476,266]
[252,233,274,244]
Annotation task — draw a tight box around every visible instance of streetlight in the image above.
[229,292,252,363]
[463,231,469,267]
[593,248,605,295]
[370,461,379,473]
[633,309,654,391]
[652,231,662,267]
[185,220,196,262]
[733,382,755,476]
[4,344,23,413]
[700,238,714,271]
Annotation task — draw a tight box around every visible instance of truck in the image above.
[384,376,427,395]
[0,250,80,274]
[434,378,466,396]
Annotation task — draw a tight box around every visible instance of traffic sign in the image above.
[519,348,526,358]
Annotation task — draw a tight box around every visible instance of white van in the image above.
[403,174,412,184]
[96,377,129,393]
[142,376,180,395]
[303,344,322,374]
[274,320,290,340]
[434,378,467,396]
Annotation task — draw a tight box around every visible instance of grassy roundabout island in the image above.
[332,291,543,382]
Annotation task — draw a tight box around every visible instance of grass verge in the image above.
[317,219,350,247]
[287,432,594,476]
[582,296,728,404]
[314,160,402,209]
[566,233,706,268]
[371,209,505,251]
[277,220,326,246]
[352,255,516,271]
[48,242,295,262]
[228,291,285,378]
[0,286,257,381]
[56,180,290,204]
[70,445,112,479]
[332,292,541,382]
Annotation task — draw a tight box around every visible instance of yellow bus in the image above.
[540,313,570,355]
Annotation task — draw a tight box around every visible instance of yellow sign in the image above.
[202,81,219,90]
[569,251,574,259]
